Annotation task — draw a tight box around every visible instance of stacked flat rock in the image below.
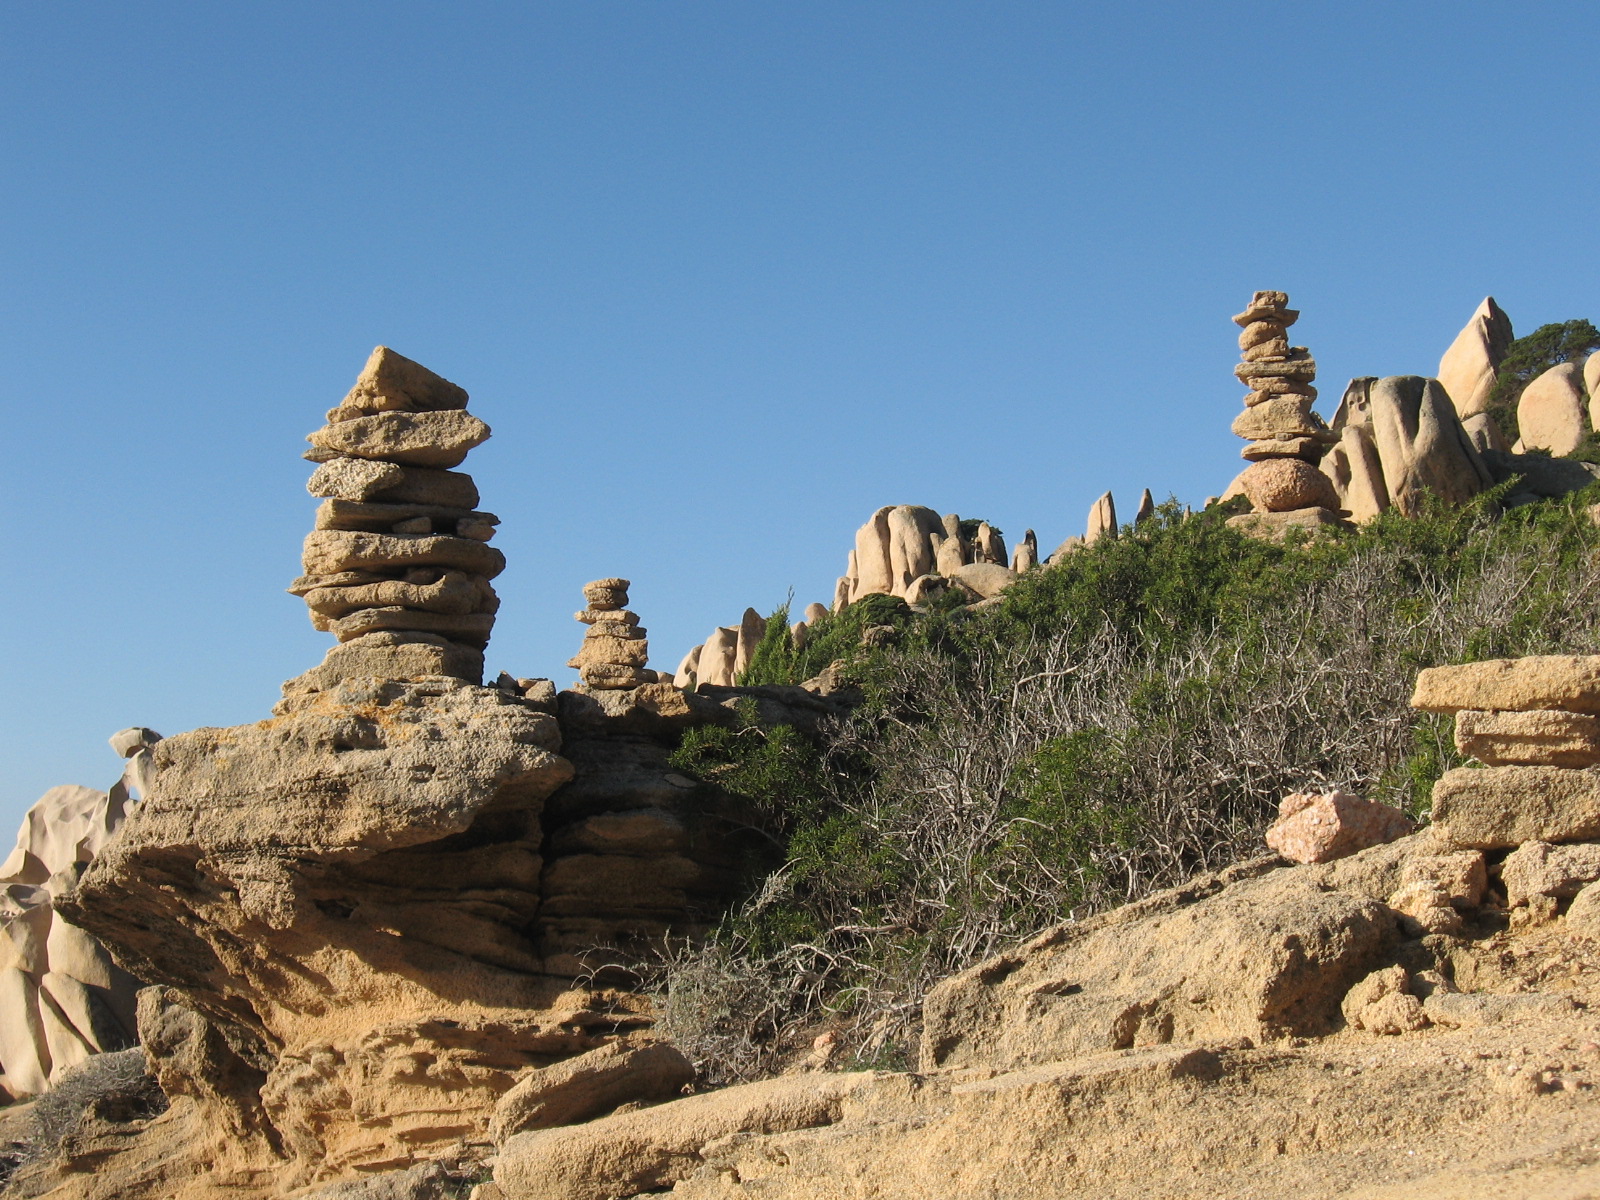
[286,347,501,692]
[1229,291,1340,516]
[569,579,651,690]
[1413,656,1600,851]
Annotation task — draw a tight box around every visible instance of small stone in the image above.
[1240,437,1325,462]
[580,664,651,690]
[1342,966,1428,1034]
[575,608,639,627]
[1401,851,1488,908]
[391,517,431,534]
[568,636,650,670]
[307,457,407,500]
[327,346,470,420]
[1233,301,1299,328]
[1387,881,1465,935]
[583,586,629,611]
[1241,336,1292,361]
[1501,841,1600,907]
[1568,883,1600,936]
[1264,791,1415,864]
[1238,458,1341,513]
[1235,357,1318,383]
[301,531,506,580]
[327,607,494,648]
[1238,320,1289,351]
[1230,397,1328,441]
[585,620,646,640]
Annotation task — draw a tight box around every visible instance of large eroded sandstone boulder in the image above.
[919,858,1396,1072]
[57,679,646,1178]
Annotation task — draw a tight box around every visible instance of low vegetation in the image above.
[655,483,1600,1083]
[16,1049,165,1173]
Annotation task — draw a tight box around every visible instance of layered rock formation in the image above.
[42,351,753,1194]
[288,346,500,696]
[1414,655,1600,854]
[1223,291,1342,537]
[1436,296,1514,420]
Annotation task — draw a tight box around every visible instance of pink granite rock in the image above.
[1265,790,1415,864]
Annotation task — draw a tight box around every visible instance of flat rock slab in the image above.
[302,530,506,579]
[1412,656,1600,715]
[1430,765,1600,848]
[307,410,490,469]
[1455,708,1600,767]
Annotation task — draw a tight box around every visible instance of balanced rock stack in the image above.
[286,347,501,695]
[1228,291,1342,531]
[1409,654,1600,938]
[1414,656,1600,858]
[569,578,651,690]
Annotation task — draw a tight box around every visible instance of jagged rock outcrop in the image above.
[1323,375,1493,520]
[1084,491,1117,544]
[0,775,144,1099]
[288,346,500,696]
[1436,296,1514,419]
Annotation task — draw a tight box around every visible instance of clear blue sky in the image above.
[3,2,1595,829]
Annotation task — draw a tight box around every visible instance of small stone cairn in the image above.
[1413,655,1600,930]
[285,347,501,696]
[569,578,651,690]
[1228,291,1342,532]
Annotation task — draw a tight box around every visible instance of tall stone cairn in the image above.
[1230,291,1340,514]
[286,346,502,695]
[569,578,651,690]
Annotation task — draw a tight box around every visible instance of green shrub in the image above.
[652,486,1600,1079]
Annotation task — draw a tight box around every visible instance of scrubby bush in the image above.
[20,1049,165,1169]
[651,487,1600,1082]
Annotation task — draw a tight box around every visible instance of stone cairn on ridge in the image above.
[569,578,652,690]
[1228,290,1343,531]
[286,346,501,698]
